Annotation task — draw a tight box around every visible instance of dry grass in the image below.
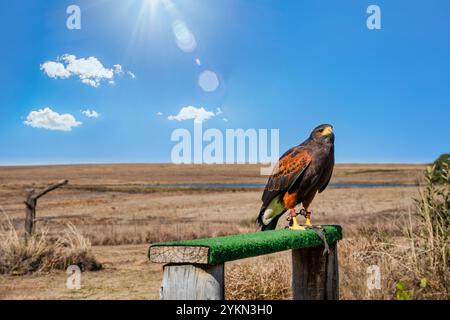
[0,244,160,300]
[87,222,251,246]
[225,253,291,300]
[0,209,101,275]
[0,164,422,248]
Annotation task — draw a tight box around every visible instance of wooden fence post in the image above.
[160,264,224,300]
[24,190,37,237]
[291,243,339,300]
[24,180,69,239]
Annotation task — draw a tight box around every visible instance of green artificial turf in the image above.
[149,225,342,265]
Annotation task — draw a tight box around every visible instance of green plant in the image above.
[415,163,449,270]
[419,277,427,289]
[395,282,411,300]
[431,154,450,184]
[394,278,429,300]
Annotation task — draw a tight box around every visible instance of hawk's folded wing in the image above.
[262,147,312,206]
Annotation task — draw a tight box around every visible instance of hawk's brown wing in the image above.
[261,146,312,206]
[319,156,334,193]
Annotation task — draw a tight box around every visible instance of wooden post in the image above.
[24,189,37,237]
[160,264,224,300]
[291,243,339,300]
[24,180,69,239]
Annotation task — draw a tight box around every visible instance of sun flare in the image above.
[145,0,161,11]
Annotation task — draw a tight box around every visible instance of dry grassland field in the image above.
[0,163,443,300]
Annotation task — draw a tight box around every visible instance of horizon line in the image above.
[0,161,430,167]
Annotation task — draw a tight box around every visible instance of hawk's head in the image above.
[311,124,335,144]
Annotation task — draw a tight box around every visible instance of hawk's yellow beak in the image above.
[322,126,333,136]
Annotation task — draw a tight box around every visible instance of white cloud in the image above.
[24,107,82,131]
[127,71,136,79]
[40,61,71,79]
[223,118,228,122]
[156,112,163,116]
[62,54,114,87]
[82,109,100,118]
[168,106,215,124]
[81,78,99,87]
[216,107,223,115]
[40,54,130,88]
[113,64,123,75]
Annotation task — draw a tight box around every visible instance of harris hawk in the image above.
[257,124,335,231]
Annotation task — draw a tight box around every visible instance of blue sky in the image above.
[0,0,449,165]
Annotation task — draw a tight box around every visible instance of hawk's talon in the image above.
[305,213,312,226]
[297,209,313,226]
[287,208,299,223]
[289,216,306,231]
[299,209,311,217]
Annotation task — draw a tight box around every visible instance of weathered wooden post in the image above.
[292,243,339,300]
[150,246,224,300]
[149,225,342,300]
[24,189,37,237]
[24,179,69,239]
[161,264,224,300]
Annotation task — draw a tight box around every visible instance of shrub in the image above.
[431,153,450,183]
[414,163,449,289]
[0,211,101,275]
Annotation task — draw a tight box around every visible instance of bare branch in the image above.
[32,180,69,200]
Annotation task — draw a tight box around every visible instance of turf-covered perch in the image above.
[148,225,342,300]
[149,225,342,265]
